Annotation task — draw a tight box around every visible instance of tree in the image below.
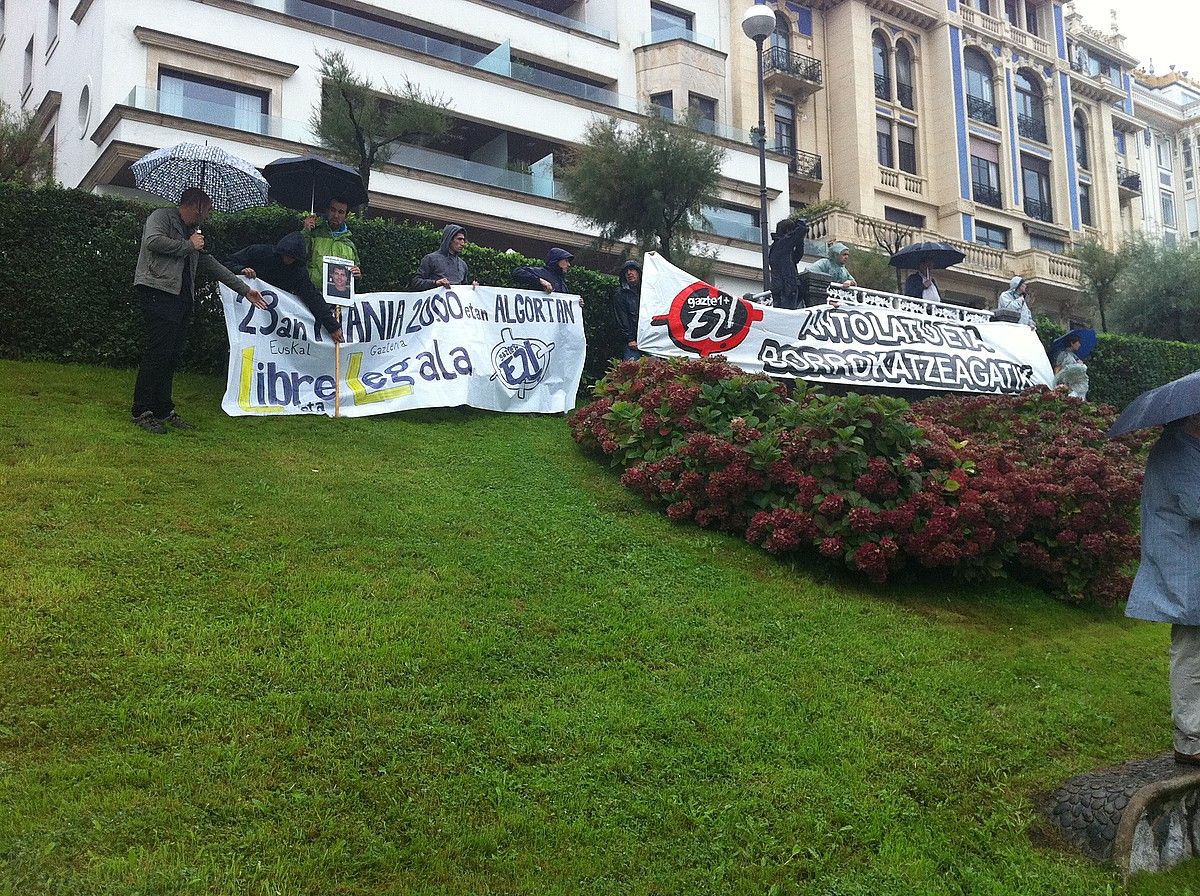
[559,114,725,263]
[1109,237,1200,342]
[1070,238,1129,332]
[309,50,450,193]
[0,101,53,185]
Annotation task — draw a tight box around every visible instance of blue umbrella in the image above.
[1050,328,1097,362]
[1107,369,1200,437]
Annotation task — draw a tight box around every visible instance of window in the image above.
[688,93,716,134]
[976,0,992,14]
[1004,0,1018,25]
[873,32,890,100]
[1183,137,1194,177]
[650,2,693,38]
[1073,110,1089,170]
[975,222,1010,249]
[970,137,1002,207]
[876,117,893,168]
[1185,197,1198,239]
[884,206,926,228]
[964,48,996,125]
[897,124,917,174]
[650,91,673,116]
[1078,182,1092,226]
[1030,233,1064,253]
[47,0,58,47]
[1021,152,1052,222]
[1157,136,1173,169]
[895,41,915,110]
[1015,70,1046,143]
[1023,0,1039,35]
[774,98,795,155]
[158,69,268,133]
[22,37,32,99]
[771,12,790,55]
[1162,191,1177,228]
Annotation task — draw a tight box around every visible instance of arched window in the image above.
[964,47,995,125]
[873,32,891,101]
[1073,109,1089,169]
[771,12,791,56]
[1015,69,1046,142]
[895,40,915,110]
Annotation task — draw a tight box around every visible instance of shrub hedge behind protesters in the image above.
[0,182,623,388]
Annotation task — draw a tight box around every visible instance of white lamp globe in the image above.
[741,5,776,41]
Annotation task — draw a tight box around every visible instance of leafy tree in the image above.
[0,101,53,185]
[559,114,725,263]
[1109,236,1200,342]
[1070,238,1129,332]
[847,245,901,293]
[309,50,450,193]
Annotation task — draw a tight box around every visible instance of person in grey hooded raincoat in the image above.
[807,242,856,288]
[1125,412,1200,765]
[411,224,477,290]
[996,276,1034,328]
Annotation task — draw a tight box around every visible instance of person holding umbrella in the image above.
[889,241,966,302]
[302,195,361,291]
[1050,329,1095,400]
[131,187,267,434]
[903,260,942,301]
[1121,407,1200,765]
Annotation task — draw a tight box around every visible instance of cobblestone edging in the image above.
[1039,754,1200,876]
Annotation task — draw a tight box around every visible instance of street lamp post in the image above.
[742,5,775,293]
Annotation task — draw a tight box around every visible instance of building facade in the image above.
[0,0,1182,315]
[1131,68,1200,246]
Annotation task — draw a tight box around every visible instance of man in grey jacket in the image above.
[410,224,478,290]
[131,187,266,434]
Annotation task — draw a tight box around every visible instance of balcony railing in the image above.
[642,25,718,50]
[489,0,612,40]
[874,74,890,100]
[124,86,310,142]
[972,182,1002,208]
[791,149,823,181]
[1024,196,1053,222]
[1116,163,1142,193]
[897,83,914,110]
[1017,113,1048,143]
[966,95,997,125]
[763,46,822,85]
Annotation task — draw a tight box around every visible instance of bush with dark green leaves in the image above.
[0,182,623,384]
[1036,317,1200,410]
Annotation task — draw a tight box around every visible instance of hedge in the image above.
[3,181,1197,405]
[0,182,623,385]
[1035,317,1200,409]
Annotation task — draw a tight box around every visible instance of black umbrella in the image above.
[1107,370,1200,437]
[262,154,368,213]
[131,143,268,213]
[888,241,967,270]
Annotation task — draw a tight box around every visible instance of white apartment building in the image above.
[1132,68,1200,246]
[1,0,797,296]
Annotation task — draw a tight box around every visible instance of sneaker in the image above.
[132,411,167,434]
[163,412,196,431]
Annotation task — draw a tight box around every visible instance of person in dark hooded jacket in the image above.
[411,223,477,290]
[768,218,808,309]
[225,232,343,342]
[612,259,643,361]
[512,247,573,295]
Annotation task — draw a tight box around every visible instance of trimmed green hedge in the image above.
[1036,318,1200,409]
[0,182,623,385]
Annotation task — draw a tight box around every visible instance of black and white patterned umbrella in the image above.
[131,143,269,213]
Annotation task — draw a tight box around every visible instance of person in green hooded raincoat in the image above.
[808,242,856,288]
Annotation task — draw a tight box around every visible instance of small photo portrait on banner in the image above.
[323,256,354,306]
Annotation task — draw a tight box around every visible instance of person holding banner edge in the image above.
[225,232,344,343]
[131,187,267,434]
[513,247,574,295]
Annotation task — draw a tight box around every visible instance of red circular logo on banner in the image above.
[651,282,764,357]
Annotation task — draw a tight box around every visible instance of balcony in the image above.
[1116,163,1142,196]
[1024,196,1053,222]
[966,95,997,126]
[790,149,823,182]
[641,25,717,50]
[762,46,823,97]
[490,0,612,41]
[972,182,1002,208]
[121,85,309,142]
[879,167,925,196]
[1017,113,1048,144]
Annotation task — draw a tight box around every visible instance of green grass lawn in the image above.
[2,358,1199,895]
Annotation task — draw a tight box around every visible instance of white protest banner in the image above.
[219,280,585,417]
[637,252,1053,394]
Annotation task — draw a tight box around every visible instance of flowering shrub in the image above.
[569,358,1155,606]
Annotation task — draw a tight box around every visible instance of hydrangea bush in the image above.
[569,357,1155,606]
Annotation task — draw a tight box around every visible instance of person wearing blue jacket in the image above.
[512,247,573,294]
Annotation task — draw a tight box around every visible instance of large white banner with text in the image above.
[219,281,586,416]
[637,253,1053,394]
